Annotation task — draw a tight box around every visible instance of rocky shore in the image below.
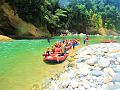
[42,43,120,90]
[0,35,12,41]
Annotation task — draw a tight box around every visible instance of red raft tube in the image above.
[42,53,68,63]
[101,40,117,43]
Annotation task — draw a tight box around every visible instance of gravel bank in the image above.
[41,43,120,90]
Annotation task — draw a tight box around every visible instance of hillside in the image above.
[0,0,120,39]
[0,1,50,39]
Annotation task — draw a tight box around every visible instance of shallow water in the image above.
[0,36,119,90]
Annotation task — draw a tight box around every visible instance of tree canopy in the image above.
[6,0,120,34]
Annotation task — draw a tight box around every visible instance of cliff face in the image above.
[0,2,50,39]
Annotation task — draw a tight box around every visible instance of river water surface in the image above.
[0,36,119,90]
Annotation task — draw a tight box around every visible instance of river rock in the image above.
[91,70,103,77]
[67,86,73,90]
[112,73,120,83]
[78,86,85,90]
[70,81,79,88]
[98,58,110,68]
[103,77,111,84]
[108,83,120,90]
[113,65,120,73]
[86,75,92,80]
[85,58,97,66]
[101,84,108,89]
[62,80,69,88]
[117,57,120,63]
[76,57,84,63]
[103,67,115,76]
[59,72,71,80]
[43,43,120,90]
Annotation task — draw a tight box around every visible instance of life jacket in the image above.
[54,48,62,54]
[85,37,89,40]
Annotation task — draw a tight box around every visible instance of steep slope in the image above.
[0,2,50,39]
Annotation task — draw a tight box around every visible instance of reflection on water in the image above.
[0,36,119,90]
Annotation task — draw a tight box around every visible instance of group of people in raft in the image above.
[43,35,89,62]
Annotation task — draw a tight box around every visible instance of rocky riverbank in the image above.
[0,35,12,41]
[42,43,120,90]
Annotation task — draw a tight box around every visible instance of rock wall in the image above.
[0,2,50,39]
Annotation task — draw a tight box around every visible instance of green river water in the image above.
[0,36,120,90]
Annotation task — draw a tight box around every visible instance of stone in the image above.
[101,84,108,89]
[67,86,73,90]
[117,57,120,63]
[73,88,79,90]
[70,81,79,88]
[76,58,84,63]
[85,58,97,66]
[112,73,120,83]
[103,77,111,84]
[91,70,103,77]
[74,55,79,59]
[86,75,92,80]
[98,58,110,68]
[108,83,120,90]
[78,86,85,90]
[115,61,119,65]
[62,81,69,88]
[113,65,120,73]
[104,67,115,76]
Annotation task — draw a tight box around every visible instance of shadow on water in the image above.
[43,60,65,65]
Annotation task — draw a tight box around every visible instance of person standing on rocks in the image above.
[84,35,89,46]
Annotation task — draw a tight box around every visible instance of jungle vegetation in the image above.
[5,0,120,35]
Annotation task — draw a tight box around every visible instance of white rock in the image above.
[67,86,73,90]
[112,73,120,83]
[117,57,120,63]
[59,72,71,80]
[86,75,92,80]
[115,61,119,65]
[62,81,69,88]
[98,58,110,68]
[73,88,79,90]
[103,67,115,76]
[78,86,85,90]
[74,55,79,59]
[91,70,103,77]
[113,65,120,73]
[70,81,79,88]
[101,84,108,89]
[53,87,60,90]
[85,58,97,66]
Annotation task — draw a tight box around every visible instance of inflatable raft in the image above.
[101,40,117,43]
[42,53,68,63]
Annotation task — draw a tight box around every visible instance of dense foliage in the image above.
[6,0,120,34]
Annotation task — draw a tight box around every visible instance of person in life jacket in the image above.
[51,45,55,54]
[84,35,89,46]
[45,47,50,56]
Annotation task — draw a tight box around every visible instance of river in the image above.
[0,35,119,90]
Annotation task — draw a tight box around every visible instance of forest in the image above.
[0,0,120,37]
